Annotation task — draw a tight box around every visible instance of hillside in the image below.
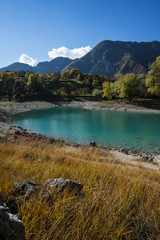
[35,57,74,74]
[0,57,74,74]
[62,40,160,77]
[1,40,160,77]
[1,135,160,239]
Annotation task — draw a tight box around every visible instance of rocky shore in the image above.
[0,100,160,169]
[1,100,160,115]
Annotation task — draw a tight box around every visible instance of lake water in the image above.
[12,107,160,153]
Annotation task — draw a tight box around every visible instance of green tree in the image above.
[145,56,160,96]
[114,73,139,101]
[137,74,148,97]
[92,89,102,98]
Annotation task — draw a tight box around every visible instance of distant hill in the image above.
[0,62,33,72]
[0,57,74,74]
[62,40,160,77]
[35,57,74,74]
[1,40,160,77]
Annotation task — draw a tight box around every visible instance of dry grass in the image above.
[1,138,160,239]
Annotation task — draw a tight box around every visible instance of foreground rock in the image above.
[7,181,40,214]
[0,191,25,240]
[1,178,83,239]
[44,178,83,194]
[7,178,83,214]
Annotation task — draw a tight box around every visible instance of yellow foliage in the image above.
[102,81,113,99]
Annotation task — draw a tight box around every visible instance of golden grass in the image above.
[1,138,160,239]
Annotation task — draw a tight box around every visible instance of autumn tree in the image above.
[92,89,102,98]
[114,73,139,101]
[145,56,160,96]
[102,81,114,100]
[62,69,81,80]
[57,87,68,96]
[27,73,45,94]
[69,69,81,79]
[92,77,102,88]
[1,72,16,98]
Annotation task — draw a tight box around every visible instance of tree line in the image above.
[102,56,160,101]
[0,56,160,101]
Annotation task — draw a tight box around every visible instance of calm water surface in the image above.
[12,107,160,153]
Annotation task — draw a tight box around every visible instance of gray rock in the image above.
[7,182,39,214]
[89,141,96,147]
[0,198,25,240]
[15,130,22,135]
[44,178,83,194]
[8,212,25,240]
[120,148,129,155]
[7,178,83,215]
[10,181,38,199]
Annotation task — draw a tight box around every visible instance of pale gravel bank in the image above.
[1,100,160,114]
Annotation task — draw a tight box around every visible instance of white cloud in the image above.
[18,54,37,66]
[48,46,92,60]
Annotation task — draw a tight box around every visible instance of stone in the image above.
[7,182,39,214]
[7,178,83,214]
[7,197,18,215]
[89,141,96,147]
[15,130,21,135]
[44,178,83,194]
[49,138,55,144]
[120,148,129,154]
[11,181,38,198]
[0,195,25,240]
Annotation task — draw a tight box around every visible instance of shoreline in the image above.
[1,100,160,115]
[0,100,160,169]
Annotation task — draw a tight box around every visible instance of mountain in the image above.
[0,62,33,72]
[1,40,160,77]
[62,40,160,77]
[0,57,74,74]
[34,57,74,74]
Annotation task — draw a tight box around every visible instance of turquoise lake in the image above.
[12,107,160,153]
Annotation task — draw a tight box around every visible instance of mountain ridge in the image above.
[1,40,160,77]
[62,40,160,77]
[0,57,74,74]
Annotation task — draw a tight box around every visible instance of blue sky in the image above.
[0,0,160,67]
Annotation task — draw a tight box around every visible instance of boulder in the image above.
[7,178,83,214]
[9,181,39,199]
[44,178,83,194]
[7,182,40,214]
[0,192,25,240]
